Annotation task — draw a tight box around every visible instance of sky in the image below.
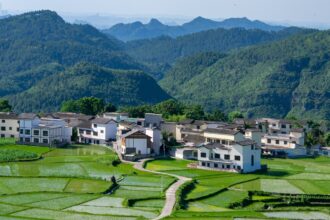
[1,0,330,28]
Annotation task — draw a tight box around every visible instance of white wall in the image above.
[125,138,149,155]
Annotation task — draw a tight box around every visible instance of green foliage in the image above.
[160,30,330,121]
[228,111,244,122]
[324,133,330,146]
[104,103,117,112]
[0,149,38,162]
[126,27,313,79]
[61,97,105,116]
[0,99,12,112]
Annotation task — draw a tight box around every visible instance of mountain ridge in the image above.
[103,16,285,41]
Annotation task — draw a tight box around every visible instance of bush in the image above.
[0,149,38,162]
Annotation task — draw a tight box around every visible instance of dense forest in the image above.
[125,27,314,79]
[160,30,330,121]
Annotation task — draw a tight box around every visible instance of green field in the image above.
[147,157,330,220]
[0,144,174,219]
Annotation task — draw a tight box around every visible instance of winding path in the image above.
[114,146,191,219]
[133,159,191,220]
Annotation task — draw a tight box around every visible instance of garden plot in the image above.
[187,201,230,212]
[119,175,175,187]
[0,203,27,215]
[64,178,111,193]
[286,172,330,180]
[197,190,249,208]
[132,199,165,209]
[28,194,99,210]
[11,208,137,220]
[0,193,70,205]
[83,196,125,207]
[263,211,330,220]
[145,159,190,171]
[113,188,163,200]
[66,206,158,219]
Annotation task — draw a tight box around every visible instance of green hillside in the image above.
[160,30,330,120]
[9,63,170,112]
[125,27,314,79]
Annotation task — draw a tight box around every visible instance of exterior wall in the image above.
[161,122,177,138]
[123,138,150,155]
[0,119,19,138]
[245,131,262,146]
[145,128,162,155]
[145,113,162,128]
[241,145,261,173]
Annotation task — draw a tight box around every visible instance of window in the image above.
[224,154,230,160]
[100,130,104,134]
[201,162,206,166]
[251,145,254,150]
[221,140,226,145]
[267,139,271,144]
[42,130,48,137]
[33,138,39,143]
[1,127,5,131]
[196,125,200,129]
[93,131,98,136]
[9,127,12,131]
[235,155,241,161]
[1,134,4,138]
[10,135,14,138]
[17,128,19,132]
[93,124,97,128]
[1,120,5,123]
[20,137,23,142]
[222,164,225,169]
[33,130,39,135]
[25,129,30,135]
[42,139,48,144]
[214,153,220,159]
[289,125,292,129]
[237,166,241,170]
[272,123,276,127]
[25,138,30,143]
[275,140,279,144]
[216,139,220,143]
[207,163,210,167]
[20,129,23,134]
[281,124,286,129]
[96,140,100,144]
[214,163,218,168]
[226,164,230,169]
[200,152,206,158]
[86,130,91,135]
[251,155,255,166]
[284,141,288,145]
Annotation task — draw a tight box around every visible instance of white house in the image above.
[78,117,117,145]
[197,140,261,173]
[0,112,20,138]
[119,129,151,155]
[18,113,72,146]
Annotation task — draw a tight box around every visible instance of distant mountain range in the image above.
[103,17,285,41]
[0,10,169,112]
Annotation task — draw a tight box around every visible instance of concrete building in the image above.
[18,113,72,146]
[77,117,117,145]
[197,140,261,173]
[0,112,19,138]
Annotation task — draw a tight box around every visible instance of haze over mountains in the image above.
[0,10,329,122]
[103,16,285,41]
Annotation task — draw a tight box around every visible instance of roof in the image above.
[235,139,256,146]
[183,134,205,145]
[0,112,18,120]
[18,113,38,120]
[290,128,304,133]
[46,112,94,121]
[121,130,150,139]
[202,143,231,151]
[92,117,116,124]
[204,128,241,135]
[77,120,92,129]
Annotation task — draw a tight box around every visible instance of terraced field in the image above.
[0,142,175,219]
[146,157,330,220]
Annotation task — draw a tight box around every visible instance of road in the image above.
[132,159,191,220]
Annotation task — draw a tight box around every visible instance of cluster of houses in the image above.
[0,111,326,173]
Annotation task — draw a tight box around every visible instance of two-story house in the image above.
[18,113,72,146]
[77,117,117,145]
[0,112,20,138]
[197,139,261,173]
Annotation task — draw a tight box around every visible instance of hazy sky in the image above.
[1,0,330,26]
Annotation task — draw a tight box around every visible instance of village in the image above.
[0,111,327,174]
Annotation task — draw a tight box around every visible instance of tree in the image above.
[104,103,117,113]
[324,132,330,146]
[184,104,205,120]
[0,99,12,112]
[228,111,244,122]
[152,99,184,117]
[305,120,324,147]
[60,97,105,115]
[206,109,227,121]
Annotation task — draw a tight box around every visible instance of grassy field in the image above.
[146,157,330,219]
[0,144,174,219]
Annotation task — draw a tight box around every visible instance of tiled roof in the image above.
[92,117,116,124]
[18,113,38,119]
[204,128,240,135]
[77,120,92,129]
[0,112,18,120]
[235,139,256,146]
[202,143,231,151]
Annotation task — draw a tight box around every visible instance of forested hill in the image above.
[9,63,170,112]
[0,10,170,112]
[103,16,284,41]
[125,27,315,79]
[159,30,330,121]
